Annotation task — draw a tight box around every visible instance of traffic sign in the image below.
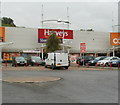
[80,43,86,53]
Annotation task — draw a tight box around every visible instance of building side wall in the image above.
[70,30,111,53]
[3,27,41,52]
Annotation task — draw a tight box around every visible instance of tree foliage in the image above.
[80,28,94,31]
[2,17,16,27]
[46,31,61,52]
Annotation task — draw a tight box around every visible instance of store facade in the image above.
[0,27,114,62]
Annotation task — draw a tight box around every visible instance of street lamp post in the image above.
[40,44,44,60]
[57,19,71,52]
[62,21,65,51]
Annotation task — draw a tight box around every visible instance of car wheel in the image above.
[41,63,44,66]
[31,63,33,66]
[52,65,56,70]
[65,66,68,69]
[105,63,109,67]
[45,63,47,68]
[12,64,14,66]
[15,63,17,67]
[45,65,47,68]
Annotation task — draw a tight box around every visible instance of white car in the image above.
[97,56,119,66]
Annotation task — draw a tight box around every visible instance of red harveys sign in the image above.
[38,29,73,42]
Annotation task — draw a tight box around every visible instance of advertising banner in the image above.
[3,53,22,61]
[3,53,9,61]
[0,27,5,42]
[9,53,17,60]
[38,29,73,43]
[110,33,120,45]
[80,43,86,53]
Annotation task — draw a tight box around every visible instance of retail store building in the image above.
[0,27,118,62]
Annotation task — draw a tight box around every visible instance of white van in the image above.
[45,52,70,69]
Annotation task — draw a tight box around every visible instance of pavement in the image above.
[2,76,61,83]
[1,63,120,71]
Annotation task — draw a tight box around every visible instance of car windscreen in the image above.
[104,57,111,60]
[100,57,107,60]
[95,57,101,60]
[16,57,25,61]
[84,56,94,60]
[77,57,82,59]
[111,58,118,60]
[31,56,41,60]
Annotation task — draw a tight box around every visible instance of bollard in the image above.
[15,63,18,67]
[118,63,120,69]
[110,62,112,68]
[86,63,89,68]
[96,63,98,67]
[102,63,104,67]
[78,61,80,67]
[36,63,39,66]
[26,62,28,67]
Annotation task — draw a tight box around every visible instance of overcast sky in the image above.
[1,0,119,32]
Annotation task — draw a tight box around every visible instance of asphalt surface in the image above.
[2,70,118,103]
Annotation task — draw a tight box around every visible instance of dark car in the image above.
[88,56,107,66]
[76,57,82,64]
[27,56,45,66]
[109,58,120,67]
[76,56,94,65]
[12,56,27,66]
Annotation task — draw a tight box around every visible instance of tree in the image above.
[86,29,94,31]
[46,31,61,52]
[80,29,94,31]
[2,17,16,27]
[80,29,85,31]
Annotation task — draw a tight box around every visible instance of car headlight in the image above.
[98,62,101,64]
[17,61,20,63]
[32,60,35,62]
[25,61,27,63]
[91,61,94,63]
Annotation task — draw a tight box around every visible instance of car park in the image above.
[76,56,94,65]
[97,56,120,67]
[12,56,27,66]
[88,56,107,66]
[27,56,45,66]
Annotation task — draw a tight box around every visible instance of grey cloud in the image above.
[1,2,118,32]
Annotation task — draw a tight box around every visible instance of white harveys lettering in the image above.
[44,29,68,37]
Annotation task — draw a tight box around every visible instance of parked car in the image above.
[76,57,82,64]
[109,58,120,67]
[88,56,107,66]
[12,56,27,66]
[76,56,94,65]
[27,56,45,66]
[97,56,120,66]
